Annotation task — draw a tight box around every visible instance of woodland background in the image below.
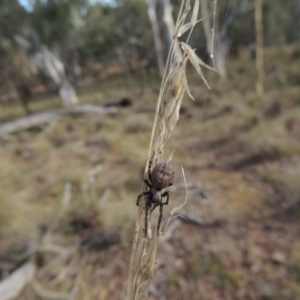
[1,0,300,299]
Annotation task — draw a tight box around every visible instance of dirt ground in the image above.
[0,46,300,299]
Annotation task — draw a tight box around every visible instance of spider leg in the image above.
[136,191,151,206]
[161,191,170,205]
[157,203,164,234]
[144,198,152,238]
[148,157,153,185]
[143,178,152,189]
[156,192,169,234]
[150,203,159,213]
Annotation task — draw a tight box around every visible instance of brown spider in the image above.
[136,159,175,237]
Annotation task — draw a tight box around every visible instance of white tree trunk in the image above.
[254,0,265,96]
[201,0,253,79]
[59,79,78,107]
[145,0,165,76]
[201,0,227,77]
[212,3,228,78]
[160,0,175,48]
[201,0,213,56]
[35,46,78,107]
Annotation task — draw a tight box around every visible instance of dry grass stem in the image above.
[125,1,216,299]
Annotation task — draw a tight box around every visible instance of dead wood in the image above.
[0,105,119,136]
[0,261,35,300]
[180,212,223,228]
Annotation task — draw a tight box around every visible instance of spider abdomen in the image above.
[151,162,174,190]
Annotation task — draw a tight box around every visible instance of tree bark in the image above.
[254,0,265,96]
[160,0,175,48]
[201,0,213,57]
[213,4,228,78]
[202,0,253,79]
[36,47,78,107]
[59,79,78,108]
[145,0,165,76]
[201,0,227,78]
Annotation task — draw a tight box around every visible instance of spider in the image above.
[136,159,175,237]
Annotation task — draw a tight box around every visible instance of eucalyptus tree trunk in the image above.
[201,0,213,58]
[36,47,78,107]
[160,0,175,48]
[254,0,265,96]
[213,7,228,79]
[145,0,165,76]
[201,0,227,78]
[160,0,183,61]
[201,0,253,79]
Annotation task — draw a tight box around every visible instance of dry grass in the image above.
[125,1,216,299]
[1,28,300,300]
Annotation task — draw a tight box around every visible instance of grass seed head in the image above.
[126,1,216,299]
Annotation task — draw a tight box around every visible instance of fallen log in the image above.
[0,105,119,136]
[0,261,35,300]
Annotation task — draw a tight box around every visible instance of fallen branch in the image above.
[180,212,223,227]
[0,261,35,300]
[0,105,119,136]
